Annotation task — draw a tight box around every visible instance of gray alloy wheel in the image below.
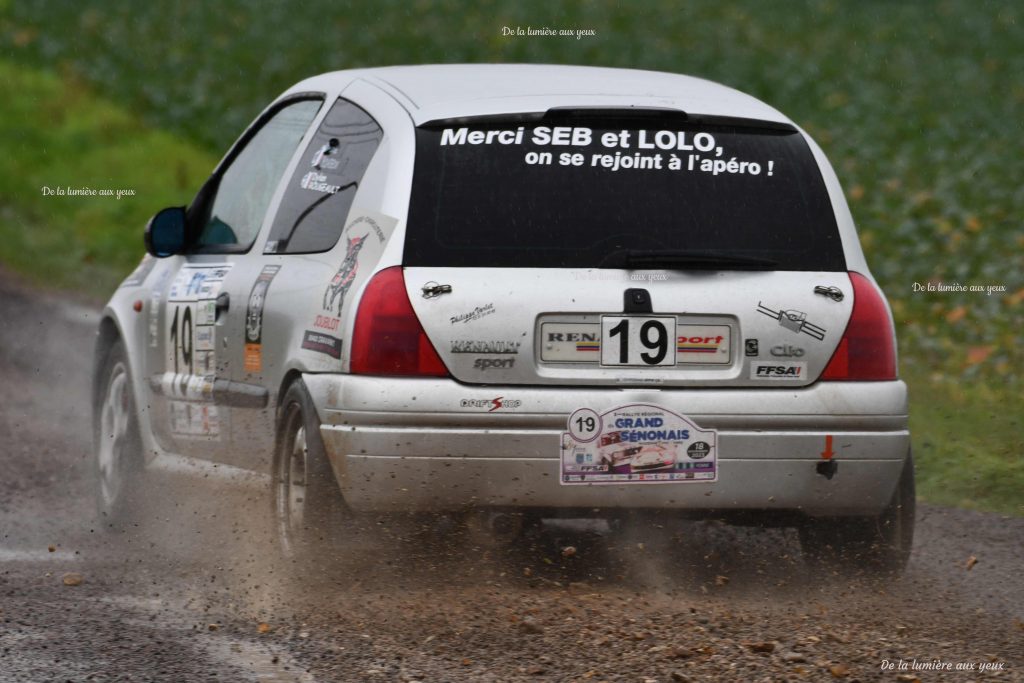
[93,340,142,526]
[273,380,345,560]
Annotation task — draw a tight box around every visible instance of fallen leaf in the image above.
[62,573,83,586]
[257,622,271,634]
[461,658,472,666]
[966,346,993,366]
[714,575,729,586]
[965,215,982,232]
[966,555,979,570]
[828,663,850,678]
[945,306,967,324]
[746,641,775,653]
[519,616,544,634]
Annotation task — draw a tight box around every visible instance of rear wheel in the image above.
[799,452,915,575]
[273,380,346,561]
[93,340,143,528]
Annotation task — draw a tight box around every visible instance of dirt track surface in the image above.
[0,271,1021,682]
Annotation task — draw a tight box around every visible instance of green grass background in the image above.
[0,1,1019,514]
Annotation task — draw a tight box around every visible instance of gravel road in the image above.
[0,271,1020,682]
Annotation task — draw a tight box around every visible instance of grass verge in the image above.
[907,369,1023,517]
[0,60,214,295]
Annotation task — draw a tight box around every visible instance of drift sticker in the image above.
[321,213,395,317]
[756,302,826,341]
[301,330,342,359]
[461,397,522,412]
[750,361,806,380]
[560,404,717,485]
[244,265,281,373]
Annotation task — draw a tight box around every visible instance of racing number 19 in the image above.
[600,316,676,366]
[169,305,193,375]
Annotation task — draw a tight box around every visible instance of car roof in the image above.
[287,64,792,126]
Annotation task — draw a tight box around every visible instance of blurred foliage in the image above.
[0,1,1019,511]
[0,0,1019,382]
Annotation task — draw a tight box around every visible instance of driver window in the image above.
[195,98,322,251]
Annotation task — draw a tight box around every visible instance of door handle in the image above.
[215,292,230,321]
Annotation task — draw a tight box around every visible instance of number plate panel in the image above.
[600,316,677,366]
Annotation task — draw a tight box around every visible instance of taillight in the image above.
[350,266,449,377]
[821,272,897,380]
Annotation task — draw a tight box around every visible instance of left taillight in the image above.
[821,271,897,381]
[349,266,449,377]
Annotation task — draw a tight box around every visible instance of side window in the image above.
[194,98,322,252]
[264,98,383,254]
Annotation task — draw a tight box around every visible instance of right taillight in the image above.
[821,272,897,381]
[350,266,450,377]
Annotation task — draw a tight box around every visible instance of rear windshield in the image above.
[405,114,845,270]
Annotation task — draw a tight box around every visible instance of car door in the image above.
[148,96,323,462]
[220,96,385,471]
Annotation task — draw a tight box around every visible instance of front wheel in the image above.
[273,380,346,561]
[93,340,143,528]
[799,452,916,575]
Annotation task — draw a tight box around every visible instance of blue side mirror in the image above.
[144,206,187,257]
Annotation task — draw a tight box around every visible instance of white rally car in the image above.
[94,64,913,571]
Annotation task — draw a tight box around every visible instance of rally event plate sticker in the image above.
[560,404,717,484]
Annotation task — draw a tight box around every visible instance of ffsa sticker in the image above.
[560,404,717,484]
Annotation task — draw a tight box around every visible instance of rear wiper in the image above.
[601,249,778,270]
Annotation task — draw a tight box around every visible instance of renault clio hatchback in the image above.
[94,64,913,572]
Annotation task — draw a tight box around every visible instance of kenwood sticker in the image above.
[750,361,806,380]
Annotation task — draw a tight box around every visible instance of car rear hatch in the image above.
[401,110,854,387]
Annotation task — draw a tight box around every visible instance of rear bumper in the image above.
[306,375,910,517]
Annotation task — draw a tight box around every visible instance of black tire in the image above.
[272,379,347,561]
[92,340,144,528]
[799,452,916,575]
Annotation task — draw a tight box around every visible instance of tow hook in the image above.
[816,460,838,480]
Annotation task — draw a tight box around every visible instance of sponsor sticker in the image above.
[450,303,496,325]
[321,212,395,317]
[460,397,522,412]
[560,404,717,484]
[244,265,281,373]
[301,330,343,359]
[757,302,826,341]
[473,357,515,371]
[750,361,806,380]
[451,340,522,354]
